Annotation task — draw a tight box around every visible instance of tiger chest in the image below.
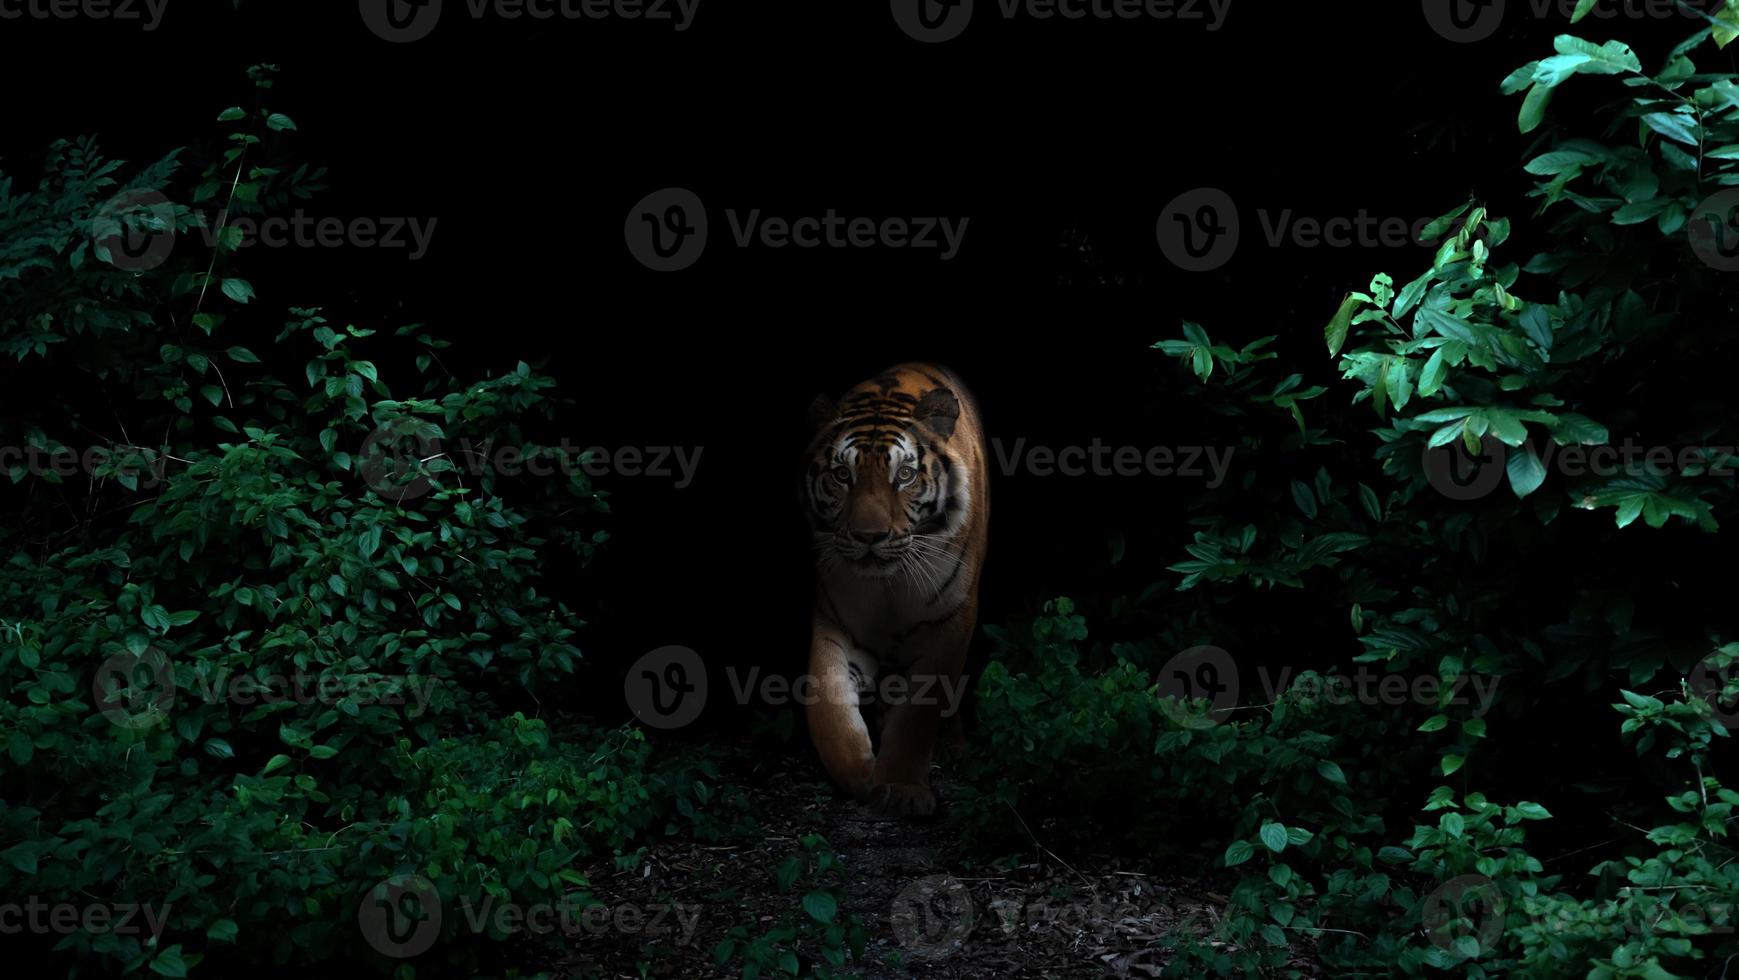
[819,576,958,669]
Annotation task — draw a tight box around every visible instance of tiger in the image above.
[801,363,988,818]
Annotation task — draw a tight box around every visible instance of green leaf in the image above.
[1290,480,1317,520]
[226,346,260,363]
[1519,83,1554,134]
[1224,840,1255,867]
[1643,112,1701,146]
[265,112,297,131]
[1552,35,1642,75]
[149,945,189,978]
[1549,412,1607,445]
[1358,483,1382,521]
[1393,270,1433,320]
[1513,801,1553,820]
[1419,346,1448,398]
[1717,4,1739,48]
[1442,754,1466,775]
[221,278,256,304]
[1524,150,1596,175]
[1259,822,1288,853]
[1569,0,1598,22]
[1506,445,1547,498]
[1326,293,1359,358]
[801,891,837,924]
[1316,760,1347,785]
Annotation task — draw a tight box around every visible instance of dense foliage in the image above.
[0,66,745,977]
[955,10,1739,977]
[8,7,1739,979]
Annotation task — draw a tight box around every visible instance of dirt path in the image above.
[549,745,1316,978]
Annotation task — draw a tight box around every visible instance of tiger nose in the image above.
[850,529,891,545]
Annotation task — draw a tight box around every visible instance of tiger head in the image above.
[804,380,971,580]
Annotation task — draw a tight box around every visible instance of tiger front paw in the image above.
[867,781,938,819]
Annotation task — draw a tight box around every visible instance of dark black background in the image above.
[3,0,1719,728]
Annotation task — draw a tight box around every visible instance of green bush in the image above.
[0,65,729,977]
[959,10,1739,978]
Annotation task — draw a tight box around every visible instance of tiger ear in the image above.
[808,393,838,432]
[914,387,960,439]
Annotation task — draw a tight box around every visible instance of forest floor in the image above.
[545,743,1322,978]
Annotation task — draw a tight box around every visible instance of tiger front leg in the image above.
[869,618,973,819]
[806,619,877,802]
